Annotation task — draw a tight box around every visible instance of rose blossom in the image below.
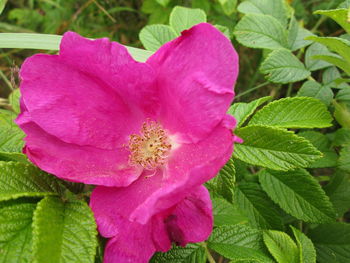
[16,23,239,262]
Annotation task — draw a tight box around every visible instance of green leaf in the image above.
[227,96,271,128]
[0,161,62,201]
[290,226,316,263]
[333,128,350,146]
[333,100,350,128]
[259,169,336,223]
[233,14,288,49]
[156,0,170,7]
[324,170,350,216]
[288,16,314,51]
[151,243,206,263]
[0,33,153,62]
[249,97,333,128]
[0,199,37,263]
[308,222,350,263]
[336,86,350,105]
[208,224,274,263]
[315,9,350,34]
[169,6,206,35]
[297,80,334,106]
[305,43,333,71]
[307,36,350,64]
[32,196,97,263]
[312,54,350,75]
[298,131,338,168]
[206,158,235,202]
[212,198,248,226]
[8,89,21,114]
[338,145,350,172]
[0,110,24,154]
[139,24,177,52]
[260,49,310,83]
[214,25,230,38]
[218,0,237,16]
[237,0,288,27]
[0,0,7,15]
[234,183,284,230]
[263,230,299,263]
[233,126,322,170]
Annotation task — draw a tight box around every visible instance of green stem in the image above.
[0,69,12,90]
[236,81,269,99]
[203,243,216,263]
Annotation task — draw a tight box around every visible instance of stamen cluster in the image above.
[128,121,171,170]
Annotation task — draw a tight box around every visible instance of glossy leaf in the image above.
[259,169,336,223]
[249,97,333,128]
[234,126,322,170]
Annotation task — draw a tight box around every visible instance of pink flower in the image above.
[16,23,239,262]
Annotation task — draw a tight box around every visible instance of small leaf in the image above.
[234,182,284,230]
[333,100,350,128]
[259,169,336,223]
[32,196,97,263]
[249,97,333,128]
[237,0,288,27]
[312,54,350,75]
[227,96,271,128]
[234,125,322,170]
[290,226,316,263]
[297,80,334,106]
[288,16,314,51]
[0,110,24,154]
[298,131,337,168]
[333,128,350,146]
[324,170,350,216]
[212,198,248,226]
[305,43,333,71]
[307,36,350,64]
[218,0,237,16]
[233,14,288,49]
[206,158,235,202]
[208,224,274,263]
[169,6,206,35]
[139,24,177,51]
[151,243,206,263]
[263,230,299,263]
[260,49,310,83]
[338,145,350,172]
[8,89,20,114]
[0,161,62,201]
[0,199,36,263]
[315,9,350,34]
[308,222,350,263]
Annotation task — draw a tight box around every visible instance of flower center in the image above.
[128,121,171,170]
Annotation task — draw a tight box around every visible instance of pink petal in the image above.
[90,122,233,227]
[91,187,212,262]
[166,186,213,246]
[18,120,142,187]
[103,221,156,263]
[19,32,156,151]
[147,23,239,143]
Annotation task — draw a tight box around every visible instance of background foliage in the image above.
[0,0,350,262]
